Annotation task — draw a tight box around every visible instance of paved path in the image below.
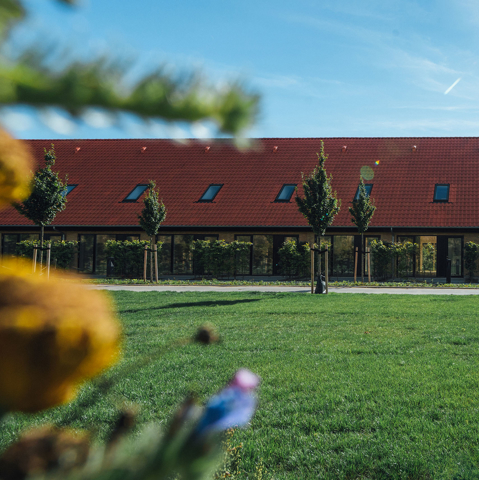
[88,285,479,295]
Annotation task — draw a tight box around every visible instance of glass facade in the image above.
[448,237,462,276]
[332,235,354,276]
[0,232,468,279]
[158,235,173,274]
[78,234,95,274]
[2,233,39,256]
[235,235,252,275]
[417,236,437,277]
[173,234,194,274]
[116,234,140,242]
[252,235,273,275]
[95,234,116,275]
[397,236,416,277]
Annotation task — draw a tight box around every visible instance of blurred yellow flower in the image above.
[0,128,33,208]
[0,259,121,412]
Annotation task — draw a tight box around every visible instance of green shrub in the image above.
[370,240,393,280]
[278,240,310,278]
[193,240,252,278]
[15,239,77,269]
[370,240,420,280]
[465,241,479,281]
[104,240,153,277]
[394,241,419,278]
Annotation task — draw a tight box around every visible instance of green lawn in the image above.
[2,292,479,479]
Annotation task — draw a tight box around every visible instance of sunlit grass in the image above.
[2,292,479,479]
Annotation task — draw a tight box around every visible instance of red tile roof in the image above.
[1,137,478,229]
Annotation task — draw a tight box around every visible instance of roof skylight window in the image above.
[276,184,296,202]
[434,184,449,202]
[123,184,148,202]
[199,184,223,202]
[354,184,373,201]
[62,184,77,196]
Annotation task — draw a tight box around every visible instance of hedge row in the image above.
[15,240,77,269]
[369,240,438,280]
[465,241,479,280]
[104,240,152,277]
[193,240,252,278]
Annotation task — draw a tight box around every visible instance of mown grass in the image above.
[2,292,479,479]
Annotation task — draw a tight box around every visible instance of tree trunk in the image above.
[150,236,154,282]
[314,234,323,294]
[40,225,44,269]
[361,232,364,283]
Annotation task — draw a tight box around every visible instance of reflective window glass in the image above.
[448,237,462,276]
[235,235,252,275]
[434,184,449,202]
[158,235,172,274]
[417,236,437,277]
[96,234,116,275]
[332,236,354,276]
[62,185,77,196]
[173,234,194,274]
[252,235,273,275]
[78,234,95,273]
[124,185,148,201]
[200,185,222,201]
[354,184,373,201]
[276,184,296,201]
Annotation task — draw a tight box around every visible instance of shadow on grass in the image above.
[121,298,261,314]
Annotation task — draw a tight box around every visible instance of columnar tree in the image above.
[349,176,376,282]
[295,141,341,293]
[13,145,67,266]
[138,181,167,280]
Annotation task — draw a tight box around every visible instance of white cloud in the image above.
[82,109,115,128]
[191,122,214,139]
[0,110,34,131]
[39,109,76,135]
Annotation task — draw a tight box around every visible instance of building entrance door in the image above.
[436,236,463,278]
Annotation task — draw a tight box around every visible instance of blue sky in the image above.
[4,0,479,139]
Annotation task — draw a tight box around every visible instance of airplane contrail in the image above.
[444,77,461,95]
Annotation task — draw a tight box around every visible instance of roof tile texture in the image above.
[1,137,478,228]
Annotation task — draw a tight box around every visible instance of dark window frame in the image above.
[122,184,149,202]
[198,184,223,202]
[354,184,373,201]
[275,184,297,202]
[434,184,450,202]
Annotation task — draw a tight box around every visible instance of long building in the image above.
[1,137,478,278]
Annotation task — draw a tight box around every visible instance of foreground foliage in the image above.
[0,1,258,136]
